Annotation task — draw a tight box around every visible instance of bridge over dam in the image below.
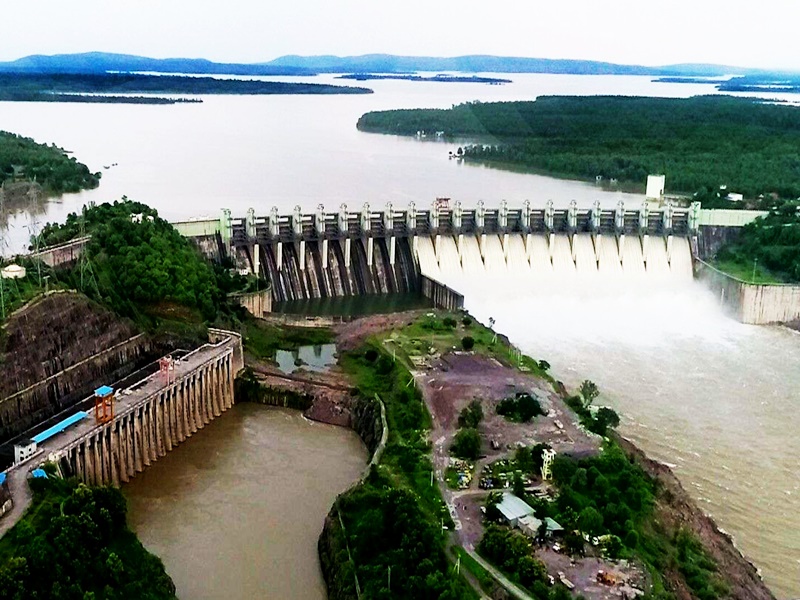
[175,200,709,304]
[0,329,243,534]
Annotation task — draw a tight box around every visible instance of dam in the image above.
[0,329,243,533]
[175,199,701,306]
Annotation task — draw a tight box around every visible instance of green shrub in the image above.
[461,336,475,350]
[451,428,482,460]
[496,393,544,423]
[457,399,483,429]
[443,316,458,328]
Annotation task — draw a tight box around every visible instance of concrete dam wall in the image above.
[258,236,420,303]
[695,260,800,324]
[54,331,243,487]
[219,200,696,304]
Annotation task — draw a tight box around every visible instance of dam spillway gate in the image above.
[223,200,699,302]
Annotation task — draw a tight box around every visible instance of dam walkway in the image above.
[0,329,243,536]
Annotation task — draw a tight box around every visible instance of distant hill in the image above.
[0,52,314,76]
[0,51,786,78]
[265,54,770,77]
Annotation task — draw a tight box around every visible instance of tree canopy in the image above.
[357,95,800,199]
[717,200,800,282]
[37,199,223,320]
[0,131,100,193]
[0,478,175,599]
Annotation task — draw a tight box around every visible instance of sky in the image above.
[1,0,798,70]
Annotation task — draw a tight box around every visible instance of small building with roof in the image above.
[1,264,26,279]
[518,514,544,538]
[496,492,535,527]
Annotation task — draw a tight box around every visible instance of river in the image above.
[125,404,367,600]
[2,73,799,598]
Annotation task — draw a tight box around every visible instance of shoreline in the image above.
[243,310,776,599]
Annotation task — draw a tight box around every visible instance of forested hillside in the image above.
[357,96,800,199]
[0,131,100,193]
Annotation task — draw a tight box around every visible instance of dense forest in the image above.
[357,95,800,200]
[0,477,176,599]
[34,199,236,323]
[717,200,800,282]
[0,131,100,193]
[0,73,371,101]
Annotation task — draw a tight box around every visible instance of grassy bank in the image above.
[324,334,478,599]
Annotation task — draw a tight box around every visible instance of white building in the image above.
[1,264,26,280]
[645,174,666,201]
[496,492,534,527]
[14,440,37,464]
[541,448,556,480]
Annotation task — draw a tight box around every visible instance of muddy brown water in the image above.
[125,404,367,600]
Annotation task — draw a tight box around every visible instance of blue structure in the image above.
[95,385,114,397]
[31,469,48,479]
[0,473,6,485]
[31,411,89,444]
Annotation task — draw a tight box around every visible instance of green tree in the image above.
[451,428,481,460]
[577,506,604,536]
[579,380,599,407]
[458,399,484,429]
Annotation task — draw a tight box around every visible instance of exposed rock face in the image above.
[0,292,156,443]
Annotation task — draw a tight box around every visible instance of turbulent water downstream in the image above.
[435,269,800,599]
[125,405,367,600]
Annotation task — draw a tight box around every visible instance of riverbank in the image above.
[242,311,774,600]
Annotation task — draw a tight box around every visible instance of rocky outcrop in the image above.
[0,292,158,443]
[349,395,382,457]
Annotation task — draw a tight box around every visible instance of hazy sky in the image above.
[2,0,798,70]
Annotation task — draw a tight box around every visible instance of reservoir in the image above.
[2,73,799,597]
[125,404,367,600]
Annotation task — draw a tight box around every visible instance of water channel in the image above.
[2,73,799,597]
[125,404,367,600]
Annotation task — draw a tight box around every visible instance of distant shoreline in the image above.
[0,72,372,103]
[336,73,511,84]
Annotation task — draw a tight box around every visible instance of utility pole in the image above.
[752,257,758,283]
[387,566,391,593]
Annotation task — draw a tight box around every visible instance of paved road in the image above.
[0,468,32,537]
[463,545,536,600]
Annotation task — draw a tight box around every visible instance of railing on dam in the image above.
[4,330,243,493]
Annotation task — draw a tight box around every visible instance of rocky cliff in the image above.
[0,291,157,443]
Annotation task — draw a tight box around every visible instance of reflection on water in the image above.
[276,343,337,374]
[442,273,800,599]
[125,404,367,600]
